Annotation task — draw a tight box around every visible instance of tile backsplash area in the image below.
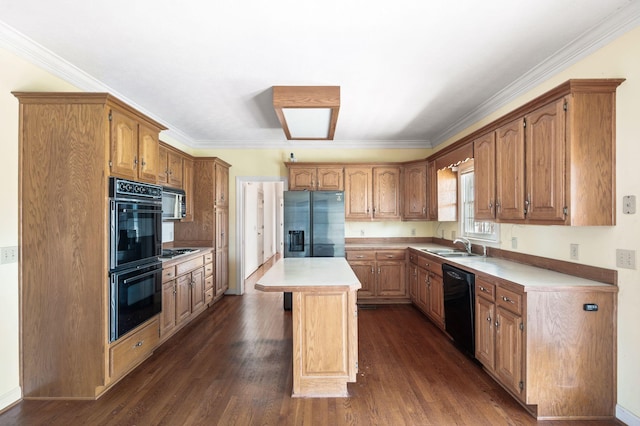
[162,221,174,243]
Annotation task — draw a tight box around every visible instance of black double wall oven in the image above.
[109,177,163,342]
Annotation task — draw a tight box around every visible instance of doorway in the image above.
[235,176,285,295]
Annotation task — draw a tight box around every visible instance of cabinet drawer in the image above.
[204,262,214,277]
[176,256,205,275]
[204,252,213,263]
[110,317,159,379]
[205,288,214,304]
[162,266,176,283]
[376,250,406,261]
[496,286,523,315]
[476,280,495,301]
[346,251,375,261]
[205,275,214,291]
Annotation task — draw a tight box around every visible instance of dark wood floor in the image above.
[0,291,621,426]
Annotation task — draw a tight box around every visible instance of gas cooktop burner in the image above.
[160,248,200,259]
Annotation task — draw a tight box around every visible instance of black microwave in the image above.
[162,187,186,220]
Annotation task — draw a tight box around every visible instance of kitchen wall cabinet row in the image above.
[473,273,616,419]
[287,162,436,221]
[286,80,623,227]
[14,92,168,399]
[14,92,231,400]
[472,79,624,226]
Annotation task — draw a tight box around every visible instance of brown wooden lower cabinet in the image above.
[408,250,445,330]
[474,276,616,420]
[346,249,407,303]
[161,249,213,341]
[109,317,160,380]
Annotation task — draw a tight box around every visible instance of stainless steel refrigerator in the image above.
[282,190,345,308]
[284,190,345,258]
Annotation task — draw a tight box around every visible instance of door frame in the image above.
[235,176,286,295]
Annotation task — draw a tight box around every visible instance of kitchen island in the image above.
[255,257,361,398]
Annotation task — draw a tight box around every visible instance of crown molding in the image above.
[189,139,431,150]
[430,1,640,147]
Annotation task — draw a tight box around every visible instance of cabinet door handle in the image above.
[495,321,500,328]
[386,255,394,258]
[133,340,144,348]
[486,316,492,322]
[377,268,381,274]
[502,296,515,304]
[370,267,374,274]
[356,255,364,258]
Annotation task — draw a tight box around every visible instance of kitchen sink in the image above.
[420,248,478,257]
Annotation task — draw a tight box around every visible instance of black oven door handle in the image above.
[123,268,161,284]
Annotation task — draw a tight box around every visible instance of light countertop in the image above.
[255,257,361,292]
[347,242,616,292]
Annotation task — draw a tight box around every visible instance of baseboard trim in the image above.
[0,386,22,414]
[617,404,640,426]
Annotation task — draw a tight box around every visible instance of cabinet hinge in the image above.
[563,207,568,216]
[108,111,112,121]
[355,361,359,370]
[519,381,524,391]
[563,101,568,111]
[519,322,524,331]
[523,118,526,128]
[109,160,113,168]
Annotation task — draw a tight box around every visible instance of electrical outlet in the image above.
[1,246,18,264]
[570,244,579,260]
[511,237,518,249]
[623,195,636,214]
[360,229,365,236]
[411,228,416,236]
[616,249,636,269]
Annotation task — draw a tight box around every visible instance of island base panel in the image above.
[291,290,358,398]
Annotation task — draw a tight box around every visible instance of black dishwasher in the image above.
[442,264,475,358]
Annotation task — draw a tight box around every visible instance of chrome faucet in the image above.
[453,237,472,254]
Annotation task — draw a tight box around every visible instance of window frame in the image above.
[458,160,499,243]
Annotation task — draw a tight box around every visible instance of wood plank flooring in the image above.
[0,291,622,426]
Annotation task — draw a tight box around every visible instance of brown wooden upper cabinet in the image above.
[402,161,428,220]
[287,164,344,191]
[426,160,438,221]
[109,109,162,184]
[215,163,229,207]
[472,79,623,226]
[345,166,401,220]
[158,143,184,188]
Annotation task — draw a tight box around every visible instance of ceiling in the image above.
[1,0,639,149]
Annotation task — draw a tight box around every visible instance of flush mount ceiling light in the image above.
[273,86,340,140]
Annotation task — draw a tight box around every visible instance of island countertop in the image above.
[256,257,361,292]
